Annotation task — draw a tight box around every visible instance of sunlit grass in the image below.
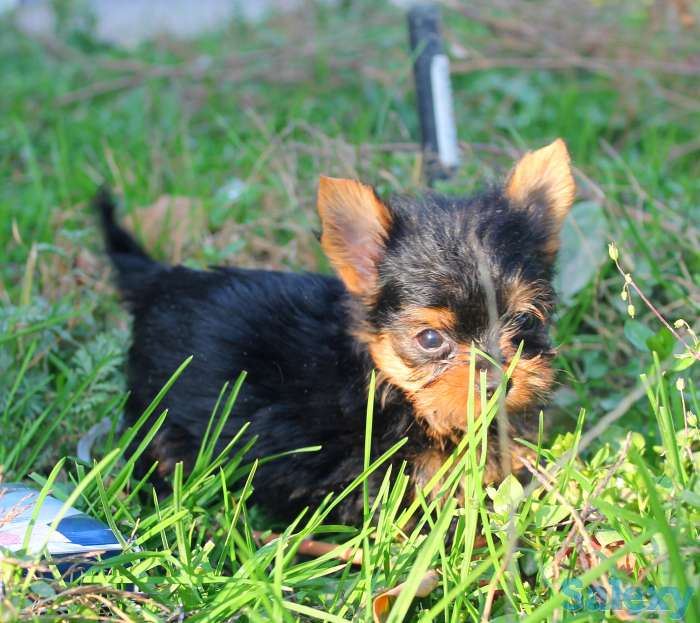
[1,1,699,620]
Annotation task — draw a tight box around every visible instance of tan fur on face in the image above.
[368,333,479,440]
[410,359,483,439]
[404,307,457,330]
[369,334,423,393]
[506,275,552,322]
[317,176,391,298]
[499,328,554,412]
[505,138,576,255]
[366,304,555,441]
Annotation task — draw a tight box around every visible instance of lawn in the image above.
[1,1,700,621]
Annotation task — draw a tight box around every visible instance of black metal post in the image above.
[408,3,459,186]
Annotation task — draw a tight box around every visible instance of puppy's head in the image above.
[317,139,575,440]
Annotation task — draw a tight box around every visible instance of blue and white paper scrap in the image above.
[0,484,122,558]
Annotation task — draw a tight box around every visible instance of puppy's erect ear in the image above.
[317,176,391,297]
[504,138,576,256]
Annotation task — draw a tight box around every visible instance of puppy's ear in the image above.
[504,138,575,256]
[317,176,391,297]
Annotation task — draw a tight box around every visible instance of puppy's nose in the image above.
[482,376,513,400]
[476,359,506,400]
[485,378,499,400]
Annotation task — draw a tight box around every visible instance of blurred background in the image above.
[1,0,699,462]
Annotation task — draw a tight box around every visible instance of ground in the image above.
[1,1,699,621]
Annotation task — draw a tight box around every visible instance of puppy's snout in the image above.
[484,377,498,400]
[476,356,507,400]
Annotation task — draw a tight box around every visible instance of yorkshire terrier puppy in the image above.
[97,139,575,525]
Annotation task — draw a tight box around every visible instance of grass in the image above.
[1,0,700,620]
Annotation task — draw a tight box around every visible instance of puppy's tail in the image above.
[93,187,158,289]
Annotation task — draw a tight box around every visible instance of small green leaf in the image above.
[581,351,608,379]
[630,432,646,452]
[678,489,700,508]
[595,530,624,547]
[646,326,674,359]
[492,474,524,515]
[531,503,570,527]
[30,581,56,599]
[624,320,653,351]
[672,353,697,372]
[554,200,608,304]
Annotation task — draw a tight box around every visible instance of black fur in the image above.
[94,187,159,289]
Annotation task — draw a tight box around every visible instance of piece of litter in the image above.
[0,484,123,559]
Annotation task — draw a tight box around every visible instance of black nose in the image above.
[480,372,512,400]
[485,379,499,400]
[476,355,508,400]
[477,369,500,400]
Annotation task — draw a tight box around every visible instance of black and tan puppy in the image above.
[97,139,575,525]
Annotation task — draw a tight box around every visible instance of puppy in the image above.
[97,139,574,525]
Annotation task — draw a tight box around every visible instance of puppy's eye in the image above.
[513,313,539,332]
[416,329,445,351]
